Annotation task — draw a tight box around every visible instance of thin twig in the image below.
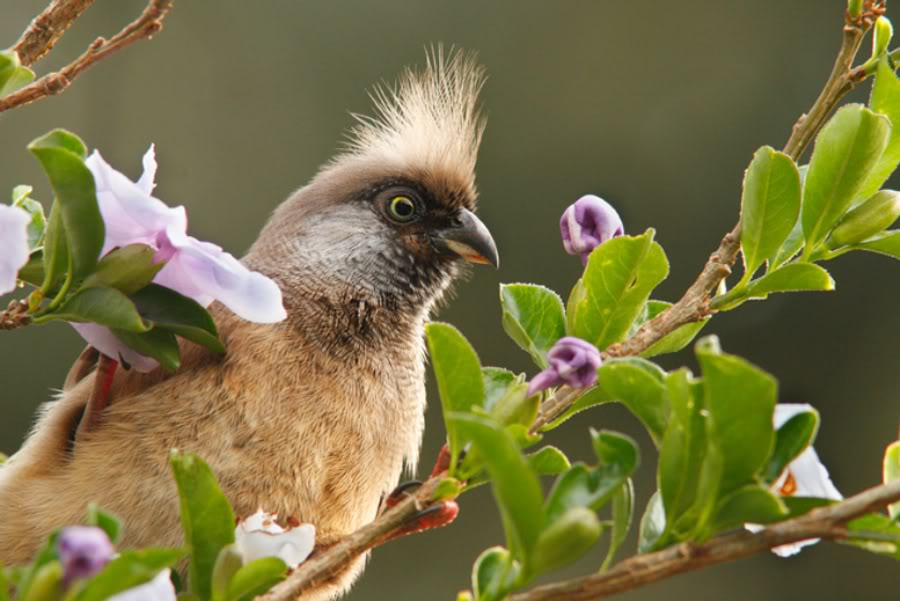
[0,0,172,113]
[13,0,97,67]
[509,479,900,601]
[256,478,443,601]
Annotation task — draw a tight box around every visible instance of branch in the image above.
[0,299,31,330]
[256,477,443,601]
[13,0,97,67]
[0,0,172,113]
[510,479,900,601]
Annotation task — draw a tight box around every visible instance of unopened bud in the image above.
[873,17,894,59]
[560,195,624,265]
[828,190,900,247]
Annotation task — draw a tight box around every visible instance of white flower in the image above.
[74,146,287,371]
[106,569,176,601]
[0,204,31,295]
[750,403,843,557]
[235,510,315,569]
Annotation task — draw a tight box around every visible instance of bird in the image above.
[0,51,496,600]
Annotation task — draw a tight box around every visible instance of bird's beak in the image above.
[433,208,499,268]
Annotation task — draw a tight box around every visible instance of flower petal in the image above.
[235,511,316,569]
[70,323,159,372]
[0,204,31,295]
[107,569,176,601]
[156,226,287,323]
[136,145,158,195]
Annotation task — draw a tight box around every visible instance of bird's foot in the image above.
[384,479,423,509]
[75,353,118,441]
[384,500,460,542]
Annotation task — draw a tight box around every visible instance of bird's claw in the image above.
[385,500,459,542]
[384,479,424,509]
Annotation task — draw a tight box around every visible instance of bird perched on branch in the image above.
[0,51,496,599]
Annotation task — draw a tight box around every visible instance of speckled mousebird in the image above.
[0,51,496,599]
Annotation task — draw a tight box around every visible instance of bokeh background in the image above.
[2,1,899,599]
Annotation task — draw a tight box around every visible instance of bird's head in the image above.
[249,51,496,322]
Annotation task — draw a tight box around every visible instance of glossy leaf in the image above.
[802,104,890,254]
[852,230,900,259]
[0,50,35,96]
[551,357,669,444]
[471,547,519,601]
[569,230,669,349]
[762,409,819,484]
[73,549,183,601]
[600,478,634,571]
[637,300,709,358]
[40,201,68,292]
[740,146,802,278]
[843,513,900,560]
[526,446,571,477]
[885,441,900,520]
[637,492,666,553]
[544,430,639,525]
[129,284,223,353]
[113,327,181,371]
[531,507,602,575]
[170,451,236,601]
[489,382,538,428]
[483,367,519,413]
[710,485,787,533]
[225,557,288,601]
[860,57,900,199]
[49,287,149,332]
[427,323,485,471]
[768,214,805,270]
[211,546,243,601]
[81,245,163,295]
[697,338,777,494]
[828,190,900,247]
[29,129,104,282]
[500,283,566,368]
[451,414,544,564]
[86,503,123,545]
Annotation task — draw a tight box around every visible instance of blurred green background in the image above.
[2,1,899,599]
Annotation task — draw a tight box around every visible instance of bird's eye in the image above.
[387,195,417,222]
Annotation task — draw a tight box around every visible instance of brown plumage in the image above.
[0,51,495,599]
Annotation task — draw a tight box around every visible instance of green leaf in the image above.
[860,57,900,200]
[500,283,566,368]
[450,414,544,565]
[550,358,669,445]
[73,549,183,601]
[225,557,288,601]
[14,531,60,601]
[483,367,520,413]
[659,369,708,533]
[843,513,900,560]
[569,230,669,349]
[709,485,787,533]
[747,263,834,297]
[827,190,900,247]
[531,507,603,576]
[637,301,709,358]
[768,213,805,271]
[129,284,224,353]
[852,230,900,259]
[802,104,891,254]
[169,451,236,601]
[471,547,519,601]
[427,323,485,472]
[740,146,802,279]
[697,338,777,495]
[637,492,666,553]
[544,431,639,526]
[21,561,61,601]
[40,201,68,293]
[0,50,35,97]
[212,546,243,601]
[489,382,539,429]
[81,245,164,295]
[29,129,104,282]
[47,287,149,332]
[600,478,634,571]
[12,186,46,252]
[113,328,181,371]
[86,504,123,545]
[884,441,900,520]
[762,409,819,484]
[526,446,571,476]
[0,564,9,601]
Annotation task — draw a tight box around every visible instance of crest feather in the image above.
[339,49,486,201]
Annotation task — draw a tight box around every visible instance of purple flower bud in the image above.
[527,336,602,396]
[57,526,114,585]
[560,195,624,265]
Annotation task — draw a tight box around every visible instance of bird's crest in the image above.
[336,49,487,207]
